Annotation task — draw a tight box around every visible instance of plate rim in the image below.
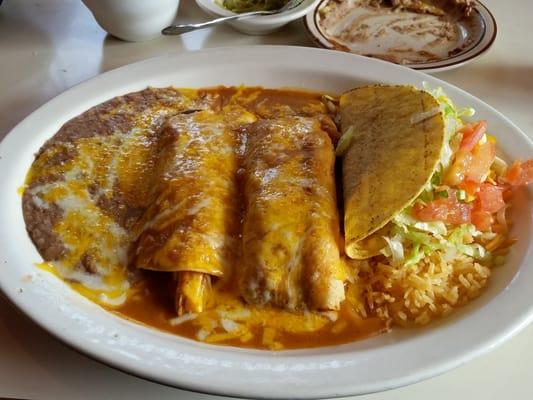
[0,45,531,399]
[303,0,498,73]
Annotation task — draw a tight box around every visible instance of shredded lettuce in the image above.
[410,107,441,124]
[458,107,476,118]
[382,210,487,268]
[422,81,476,173]
[393,211,447,236]
[382,235,405,266]
[447,224,489,260]
[405,243,424,266]
[458,243,487,259]
[335,126,355,157]
[492,156,508,176]
[448,223,480,243]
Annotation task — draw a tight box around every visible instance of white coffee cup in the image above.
[82,0,180,42]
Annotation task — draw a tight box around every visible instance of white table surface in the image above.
[1,1,532,399]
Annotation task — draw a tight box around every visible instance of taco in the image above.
[340,85,446,259]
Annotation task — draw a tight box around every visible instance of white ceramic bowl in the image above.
[82,0,180,42]
[195,0,320,34]
[0,46,532,399]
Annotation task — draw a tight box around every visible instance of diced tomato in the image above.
[413,200,448,222]
[501,184,513,201]
[445,150,472,186]
[458,180,480,196]
[506,162,521,184]
[445,141,495,186]
[464,140,496,183]
[506,160,533,186]
[446,202,472,224]
[413,192,471,225]
[460,121,487,152]
[471,209,493,231]
[478,183,505,213]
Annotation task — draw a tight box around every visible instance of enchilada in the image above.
[133,109,255,315]
[240,116,345,311]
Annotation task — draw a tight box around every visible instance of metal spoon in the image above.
[162,0,304,36]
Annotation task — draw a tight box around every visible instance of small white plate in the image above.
[0,46,531,399]
[305,0,497,73]
[195,0,320,34]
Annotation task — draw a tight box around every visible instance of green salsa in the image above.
[221,0,289,13]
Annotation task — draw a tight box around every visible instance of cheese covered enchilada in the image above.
[133,109,255,314]
[240,117,345,311]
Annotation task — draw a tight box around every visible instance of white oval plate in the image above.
[0,46,531,399]
[304,0,497,73]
